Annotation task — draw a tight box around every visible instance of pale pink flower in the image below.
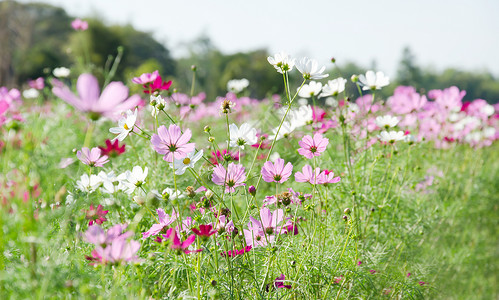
[71,18,88,31]
[52,73,141,120]
[142,208,178,239]
[211,163,246,193]
[151,124,195,162]
[297,133,329,159]
[317,169,341,184]
[76,147,109,167]
[131,70,159,85]
[295,165,321,184]
[261,158,293,183]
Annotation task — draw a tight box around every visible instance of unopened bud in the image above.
[344,208,351,215]
[210,279,217,286]
[191,65,197,71]
[351,75,358,83]
[204,125,211,133]
[205,190,214,199]
[186,186,196,198]
[248,185,256,196]
[208,136,215,143]
[331,57,336,63]
[342,215,348,221]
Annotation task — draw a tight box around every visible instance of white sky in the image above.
[19,0,499,77]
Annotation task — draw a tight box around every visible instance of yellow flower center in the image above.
[183,157,191,164]
[124,123,129,130]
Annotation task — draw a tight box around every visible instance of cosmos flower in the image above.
[229,123,258,149]
[170,149,204,175]
[227,78,249,93]
[375,115,399,129]
[298,81,323,98]
[53,67,70,78]
[267,52,295,74]
[295,57,328,80]
[320,77,347,97]
[109,109,137,141]
[261,158,293,183]
[118,166,148,194]
[142,208,178,239]
[132,70,159,85]
[294,165,321,184]
[85,204,108,226]
[378,130,405,144]
[358,71,390,90]
[76,147,109,167]
[99,139,125,157]
[151,124,195,162]
[71,18,88,31]
[211,163,246,193]
[76,174,103,193]
[297,133,329,159]
[52,73,141,120]
[169,229,202,254]
[191,224,217,238]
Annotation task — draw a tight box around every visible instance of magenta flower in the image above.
[99,139,125,157]
[273,274,292,289]
[132,70,159,84]
[170,229,202,254]
[52,73,141,120]
[297,133,329,159]
[211,163,246,193]
[71,18,88,31]
[192,224,217,238]
[221,245,252,257]
[85,204,108,226]
[295,165,321,184]
[261,158,293,183]
[142,208,178,239]
[77,147,109,167]
[151,124,195,162]
[144,75,172,94]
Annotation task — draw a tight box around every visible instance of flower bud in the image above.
[191,65,197,71]
[351,75,358,82]
[342,215,348,221]
[186,186,196,198]
[205,190,214,199]
[330,57,336,63]
[344,208,351,215]
[208,136,215,143]
[204,125,211,133]
[248,185,256,196]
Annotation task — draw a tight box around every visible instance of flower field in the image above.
[1,29,499,299]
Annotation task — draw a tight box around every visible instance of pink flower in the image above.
[142,208,178,239]
[297,133,329,159]
[151,125,195,162]
[132,70,159,85]
[52,73,141,120]
[211,163,246,193]
[76,147,109,167]
[317,169,341,184]
[170,229,202,254]
[143,75,172,94]
[85,204,108,226]
[295,165,321,184]
[273,274,292,289]
[261,158,293,183]
[99,139,125,157]
[84,224,132,247]
[71,18,88,31]
[28,77,44,90]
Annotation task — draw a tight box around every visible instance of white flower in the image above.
[22,88,39,99]
[378,130,405,144]
[229,123,258,149]
[297,98,308,106]
[170,149,204,175]
[320,77,347,97]
[267,52,295,74]
[358,71,390,90]
[109,108,137,141]
[227,78,249,93]
[289,105,313,127]
[375,115,400,129]
[269,121,295,140]
[483,127,496,138]
[269,152,281,162]
[53,67,70,78]
[295,57,328,80]
[76,174,102,193]
[98,171,120,194]
[404,134,416,143]
[118,166,148,194]
[298,81,322,98]
[482,104,495,117]
[150,95,167,118]
[158,187,185,201]
[325,97,338,107]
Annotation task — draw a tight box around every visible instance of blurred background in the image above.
[1,0,499,102]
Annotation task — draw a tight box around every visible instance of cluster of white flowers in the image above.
[270,105,313,140]
[75,166,148,195]
[150,95,167,118]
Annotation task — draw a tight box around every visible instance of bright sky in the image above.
[20,0,499,77]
